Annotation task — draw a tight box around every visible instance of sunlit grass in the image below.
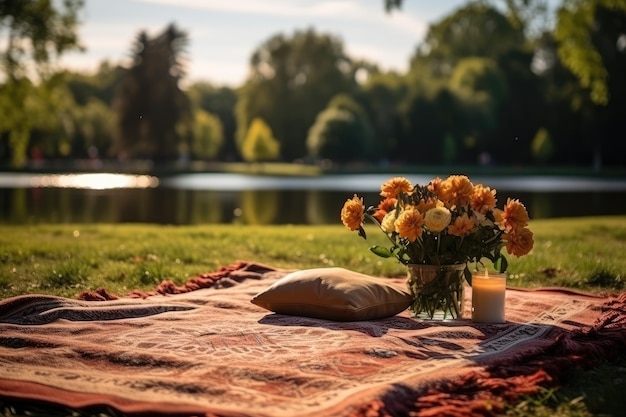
[1,217,624,298]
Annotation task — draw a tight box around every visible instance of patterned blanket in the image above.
[1,261,625,417]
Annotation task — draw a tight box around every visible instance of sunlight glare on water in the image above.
[29,173,159,189]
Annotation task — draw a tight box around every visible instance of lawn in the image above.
[1,216,625,416]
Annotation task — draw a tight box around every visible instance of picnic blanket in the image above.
[1,261,625,417]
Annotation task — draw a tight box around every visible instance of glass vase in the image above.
[406,263,466,320]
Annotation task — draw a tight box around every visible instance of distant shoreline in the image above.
[3,160,626,179]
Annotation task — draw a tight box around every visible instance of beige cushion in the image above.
[251,267,412,321]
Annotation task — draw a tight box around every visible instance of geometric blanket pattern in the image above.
[1,261,625,417]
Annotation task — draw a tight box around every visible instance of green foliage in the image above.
[555,0,626,105]
[360,72,408,157]
[531,127,554,162]
[411,1,525,77]
[112,23,191,161]
[65,61,123,106]
[236,28,358,161]
[1,0,626,168]
[307,108,358,161]
[0,0,84,79]
[0,0,84,167]
[71,98,116,157]
[192,109,224,160]
[307,93,374,162]
[0,75,77,165]
[187,82,237,160]
[450,57,509,135]
[241,118,280,162]
[397,87,464,164]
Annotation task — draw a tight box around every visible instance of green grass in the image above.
[1,217,624,299]
[0,216,625,416]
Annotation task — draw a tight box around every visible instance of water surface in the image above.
[1,172,624,225]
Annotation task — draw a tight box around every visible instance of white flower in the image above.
[381,210,397,233]
[424,206,451,232]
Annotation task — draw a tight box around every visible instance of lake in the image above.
[1,172,625,225]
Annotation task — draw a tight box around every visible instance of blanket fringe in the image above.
[349,291,626,417]
[77,261,278,300]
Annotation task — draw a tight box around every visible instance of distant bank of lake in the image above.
[1,172,625,225]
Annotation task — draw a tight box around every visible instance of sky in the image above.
[59,0,478,87]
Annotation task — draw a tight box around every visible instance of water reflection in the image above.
[0,173,624,224]
[0,173,159,189]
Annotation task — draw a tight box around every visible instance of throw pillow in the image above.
[251,267,412,321]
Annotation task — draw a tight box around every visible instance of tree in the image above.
[552,0,626,168]
[555,0,626,105]
[0,0,83,79]
[0,0,84,166]
[531,127,554,163]
[112,23,191,161]
[70,98,116,158]
[236,28,358,161]
[359,72,407,159]
[398,87,464,165]
[2,75,76,163]
[410,1,526,79]
[307,94,374,163]
[187,82,237,160]
[192,109,223,160]
[65,61,124,106]
[449,57,509,151]
[241,118,280,162]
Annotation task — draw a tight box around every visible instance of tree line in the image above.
[1,0,625,169]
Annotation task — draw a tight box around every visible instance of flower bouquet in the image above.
[341,175,534,319]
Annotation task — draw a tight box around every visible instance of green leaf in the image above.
[370,245,392,258]
[498,255,508,273]
[357,226,367,240]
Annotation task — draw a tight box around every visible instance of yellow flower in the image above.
[447,213,474,236]
[471,184,497,214]
[505,227,534,257]
[424,206,451,233]
[395,208,424,242]
[380,177,412,199]
[502,198,529,231]
[380,209,397,233]
[340,194,364,231]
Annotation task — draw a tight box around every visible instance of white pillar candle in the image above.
[472,272,506,323]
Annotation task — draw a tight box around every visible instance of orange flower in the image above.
[428,177,444,195]
[433,179,454,207]
[447,213,474,236]
[470,184,497,214]
[341,194,365,231]
[502,198,529,231]
[380,177,412,199]
[395,208,424,242]
[373,197,397,222]
[445,175,474,207]
[493,208,504,225]
[505,227,534,257]
[415,197,438,213]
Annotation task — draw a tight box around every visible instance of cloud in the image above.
[135,0,425,37]
[345,42,410,72]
